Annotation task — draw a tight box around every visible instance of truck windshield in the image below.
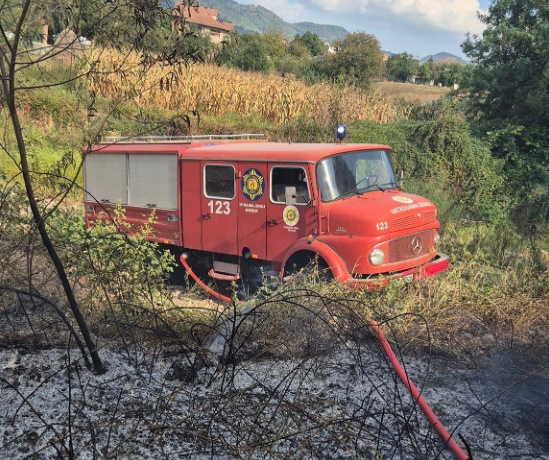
[316,150,398,202]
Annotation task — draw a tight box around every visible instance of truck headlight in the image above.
[434,232,440,247]
[369,249,385,266]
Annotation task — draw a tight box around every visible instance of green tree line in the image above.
[385,53,474,87]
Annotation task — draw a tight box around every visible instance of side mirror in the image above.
[398,170,404,188]
[285,186,297,205]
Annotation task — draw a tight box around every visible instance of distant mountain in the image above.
[420,52,465,64]
[193,0,349,42]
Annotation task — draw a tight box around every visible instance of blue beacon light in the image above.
[336,125,346,142]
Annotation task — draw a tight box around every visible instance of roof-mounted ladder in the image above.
[100,134,265,144]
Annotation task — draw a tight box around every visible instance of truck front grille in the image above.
[388,230,433,263]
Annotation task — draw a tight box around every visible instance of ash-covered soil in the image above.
[0,284,547,459]
[1,336,548,459]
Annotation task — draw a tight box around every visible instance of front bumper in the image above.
[344,252,449,290]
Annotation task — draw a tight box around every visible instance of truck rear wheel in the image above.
[239,260,280,301]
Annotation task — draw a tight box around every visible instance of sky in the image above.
[235,0,491,59]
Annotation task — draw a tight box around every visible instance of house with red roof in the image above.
[171,5,234,44]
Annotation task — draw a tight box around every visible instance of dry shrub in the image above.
[207,249,549,368]
[364,260,549,365]
[215,291,338,362]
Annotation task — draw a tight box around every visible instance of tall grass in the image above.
[86,49,408,126]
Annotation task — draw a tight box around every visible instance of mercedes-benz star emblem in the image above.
[411,236,422,255]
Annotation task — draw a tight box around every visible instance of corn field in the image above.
[86,49,407,125]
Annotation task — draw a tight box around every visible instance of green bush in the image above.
[348,114,507,223]
[0,180,30,242]
[48,204,176,314]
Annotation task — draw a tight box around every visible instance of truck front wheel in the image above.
[284,251,333,283]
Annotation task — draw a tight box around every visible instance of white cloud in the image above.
[385,0,485,33]
[312,0,485,34]
[311,0,350,11]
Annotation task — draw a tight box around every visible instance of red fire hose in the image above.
[179,254,469,459]
[179,254,233,303]
[369,320,469,459]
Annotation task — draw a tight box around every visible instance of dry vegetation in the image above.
[372,81,452,103]
[86,50,410,125]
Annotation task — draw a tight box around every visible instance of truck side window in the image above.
[205,165,235,199]
[271,167,310,204]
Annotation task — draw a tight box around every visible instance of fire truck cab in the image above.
[83,136,448,292]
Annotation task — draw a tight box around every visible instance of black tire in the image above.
[285,253,333,283]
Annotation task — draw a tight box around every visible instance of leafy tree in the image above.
[234,33,272,72]
[434,62,462,87]
[462,0,549,237]
[462,0,549,127]
[263,29,287,59]
[274,54,311,78]
[271,39,313,77]
[385,52,419,82]
[216,30,239,67]
[179,23,216,63]
[322,32,384,90]
[458,63,475,87]
[217,32,272,73]
[293,31,327,57]
[418,57,434,82]
[216,30,324,81]
[264,29,304,76]
[287,40,310,59]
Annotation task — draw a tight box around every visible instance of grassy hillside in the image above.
[372,81,451,103]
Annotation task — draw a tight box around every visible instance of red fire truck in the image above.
[83,135,448,293]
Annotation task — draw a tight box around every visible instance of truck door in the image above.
[237,163,268,260]
[200,162,238,255]
[266,165,315,263]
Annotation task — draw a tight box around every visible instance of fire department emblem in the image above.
[283,205,300,227]
[393,196,414,204]
[242,168,264,201]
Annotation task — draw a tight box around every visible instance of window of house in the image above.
[271,166,310,204]
[204,164,235,199]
